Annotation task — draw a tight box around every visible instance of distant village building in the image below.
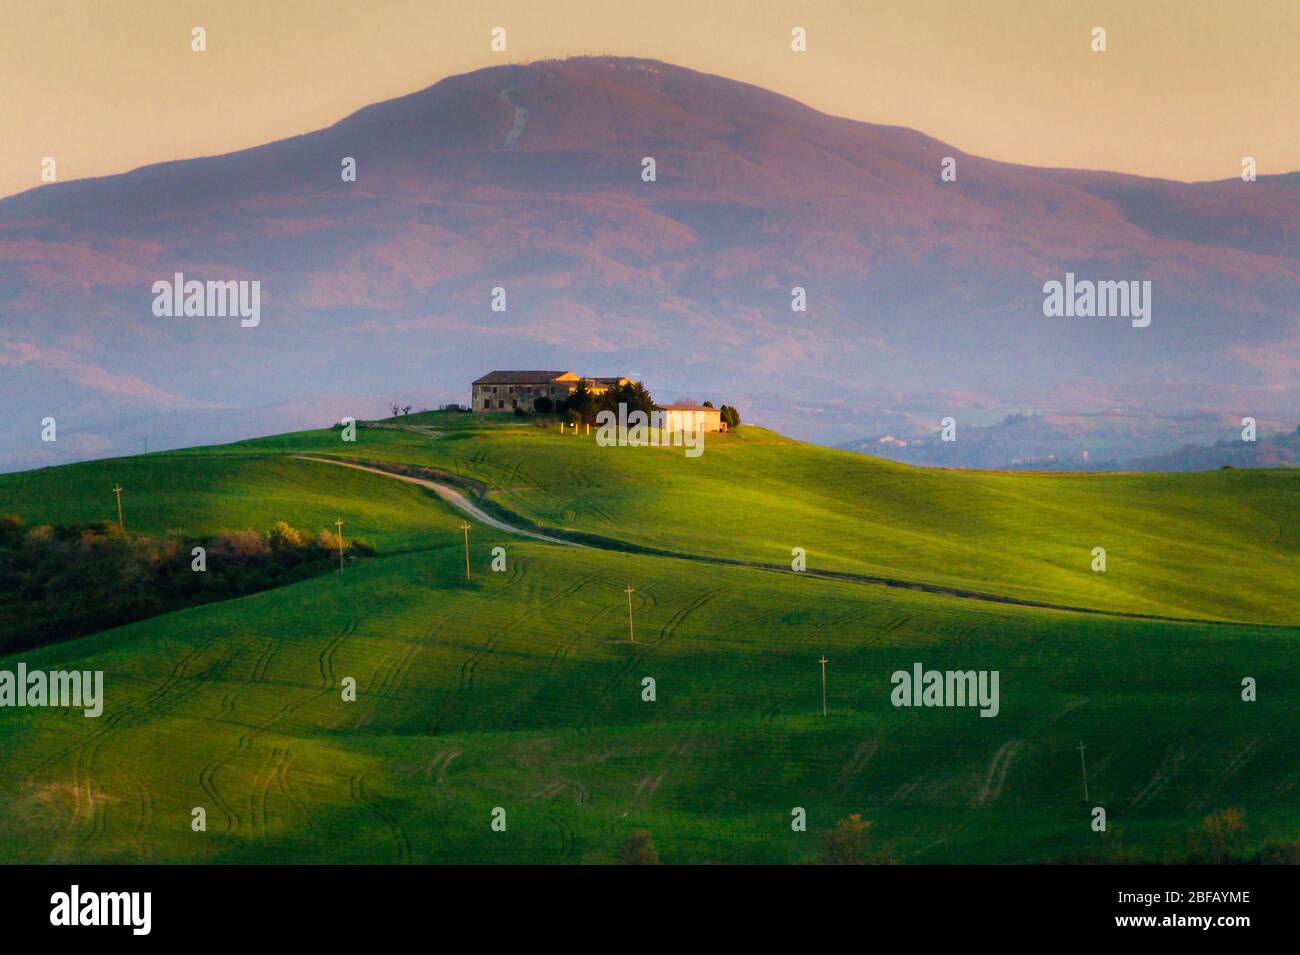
[471,370,635,412]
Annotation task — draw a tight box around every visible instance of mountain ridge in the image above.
[2,56,1296,471]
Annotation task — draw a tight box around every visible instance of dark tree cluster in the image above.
[0,515,373,655]
[562,380,658,425]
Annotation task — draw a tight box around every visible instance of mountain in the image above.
[842,412,1300,471]
[2,56,1297,471]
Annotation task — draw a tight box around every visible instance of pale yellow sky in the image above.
[2,0,1296,200]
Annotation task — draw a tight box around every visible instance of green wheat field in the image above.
[1,412,1296,863]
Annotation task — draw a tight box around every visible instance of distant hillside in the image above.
[1120,427,1300,471]
[844,412,1299,471]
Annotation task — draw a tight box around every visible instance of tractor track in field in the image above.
[838,738,880,788]
[250,746,280,839]
[1125,699,1233,813]
[296,455,1284,629]
[579,587,721,732]
[424,571,602,735]
[274,748,321,847]
[428,749,461,786]
[33,633,232,856]
[196,749,241,835]
[547,627,585,674]
[530,774,584,861]
[977,740,1023,806]
[196,609,372,835]
[59,638,244,856]
[29,637,221,777]
[349,771,412,864]
[128,772,154,860]
[371,633,429,702]
[250,634,281,684]
[548,583,634,684]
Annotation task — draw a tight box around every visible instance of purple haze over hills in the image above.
[1,56,1296,471]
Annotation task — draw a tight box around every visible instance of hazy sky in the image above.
[2,0,1296,199]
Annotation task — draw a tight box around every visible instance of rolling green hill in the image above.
[0,414,1295,864]
[226,414,1297,622]
[0,452,464,551]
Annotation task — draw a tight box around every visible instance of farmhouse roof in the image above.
[660,404,720,412]
[473,370,574,385]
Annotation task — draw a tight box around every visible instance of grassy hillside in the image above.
[187,414,1298,623]
[2,542,1295,864]
[0,452,463,551]
[0,414,1296,864]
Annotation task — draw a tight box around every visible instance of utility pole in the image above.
[113,485,124,531]
[334,519,345,571]
[1078,741,1089,802]
[819,656,828,717]
[625,586,636,643]
[460,521,472,580]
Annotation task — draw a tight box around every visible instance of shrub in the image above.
[215,529,270,559]
[267,520,306,550]
[533,396,554,413]
[820,814,896,865]
[1197,808,1246,864]
[619,830,659,865]
[317,528,344,553]
[0,515,24,544]
[24,524,54,548]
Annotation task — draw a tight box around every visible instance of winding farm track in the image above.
[295,455,1281,629]
[295,456,581,547]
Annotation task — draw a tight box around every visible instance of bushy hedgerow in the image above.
[0,515,373,654]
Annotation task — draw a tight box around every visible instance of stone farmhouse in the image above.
[470,370,724,432]
[470,370,634,412]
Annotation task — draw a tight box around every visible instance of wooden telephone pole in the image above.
[460,522,472,579]
[112,484,124,531]
[819,656,828,716]
[334,519,345,571]
[625,586,636,643]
